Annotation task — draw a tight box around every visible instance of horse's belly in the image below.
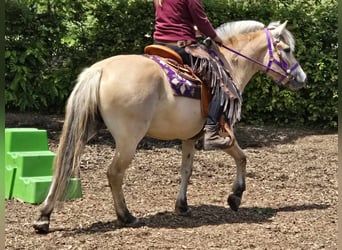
[146,97,205,140]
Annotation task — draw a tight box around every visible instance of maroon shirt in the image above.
[153,0,218,43]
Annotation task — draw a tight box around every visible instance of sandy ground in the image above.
[5,113,338,249]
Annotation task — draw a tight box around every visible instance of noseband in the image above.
[219,28,300,84]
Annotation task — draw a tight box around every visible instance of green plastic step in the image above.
[5,151,55,199]
[5,128,49,152]
[7,151,55,177]
[4,164,16,199]
[4,127,83,204]
[12,176,82,204]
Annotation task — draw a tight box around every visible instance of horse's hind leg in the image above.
[175,139,196,216]
[32,181,58,233]
[224,142,247,211]
[107,139,140,225]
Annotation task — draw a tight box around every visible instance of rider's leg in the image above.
[203,93,231,150]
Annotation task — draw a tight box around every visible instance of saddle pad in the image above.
[148,55,201,99]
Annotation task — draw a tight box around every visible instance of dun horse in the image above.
[33,20,307,233]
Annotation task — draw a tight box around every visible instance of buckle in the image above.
[177,40,187,47]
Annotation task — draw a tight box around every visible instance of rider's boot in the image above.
[203,98,231,150]
[203,124,231,150]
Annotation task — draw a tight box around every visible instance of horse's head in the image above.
[263,21,307,90]
[215,20,307,91]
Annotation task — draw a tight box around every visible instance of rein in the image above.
[216,28,299,84]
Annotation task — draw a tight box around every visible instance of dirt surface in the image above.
[5,113,338,249]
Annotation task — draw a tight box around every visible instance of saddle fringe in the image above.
[186,44,242,128]
[164,58,202,84]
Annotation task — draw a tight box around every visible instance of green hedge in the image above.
[5,0,337,129]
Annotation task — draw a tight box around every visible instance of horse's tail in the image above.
[51,67,102,203]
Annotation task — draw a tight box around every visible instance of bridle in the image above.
[264,28,299,83]
[217,28,300,85]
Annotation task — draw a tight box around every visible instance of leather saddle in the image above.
[144,44,211,117]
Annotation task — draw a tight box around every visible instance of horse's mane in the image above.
[215,20,265,40]
[216,20,295,51]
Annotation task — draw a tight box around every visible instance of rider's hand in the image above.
[213,36,223,46]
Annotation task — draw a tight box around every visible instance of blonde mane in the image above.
[216,20,265,41]
[216,20,295,51]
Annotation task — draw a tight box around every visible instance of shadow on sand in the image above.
[58,203,330,236]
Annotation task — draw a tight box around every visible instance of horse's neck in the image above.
[222,31,266,93]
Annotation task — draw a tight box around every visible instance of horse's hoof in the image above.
[227,194,241,212]
[127,216,139,226]
[32,220,50,234]
[175,199,191,217]
[176,207,192,217]
[120,217,144,228]
[118,214,140,227]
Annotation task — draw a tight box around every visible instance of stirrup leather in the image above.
[219,115,235,147]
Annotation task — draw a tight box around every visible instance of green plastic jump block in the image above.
[7,151,55,176]
[13,176,82,204]
[5,151,82,203]
[5,128,52,199]
[5,128,49,152]
[4,164,16,199]
[5,151,55,199]
[4,127,83,203]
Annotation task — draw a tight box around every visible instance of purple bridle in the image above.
[218,28,300,84]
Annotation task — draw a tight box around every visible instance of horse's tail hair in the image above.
[51,67,102,204]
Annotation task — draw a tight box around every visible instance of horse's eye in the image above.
[283,48,291,53]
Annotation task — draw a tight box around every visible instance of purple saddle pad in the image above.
[148,55,200,99]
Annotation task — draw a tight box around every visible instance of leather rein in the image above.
[217,28,300,85]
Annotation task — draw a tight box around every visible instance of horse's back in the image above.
[93,54,167,90]
[95,54,170,107]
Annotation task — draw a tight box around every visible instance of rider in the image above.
[153,0,234,150]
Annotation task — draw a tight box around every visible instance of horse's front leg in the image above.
[224,142,247,211]
[175,139,196,216]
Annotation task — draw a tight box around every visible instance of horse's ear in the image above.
[271,20,288,37]
[281,20,288,29]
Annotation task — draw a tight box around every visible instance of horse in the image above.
[33,20,307,233]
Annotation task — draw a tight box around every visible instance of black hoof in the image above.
[227,194,241,212]
[175,207,192,217]
[33,219,50,234]
[175,199,192,217]
[126,216,139,225]
[118,217,143,228]
[117,212,139,227]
